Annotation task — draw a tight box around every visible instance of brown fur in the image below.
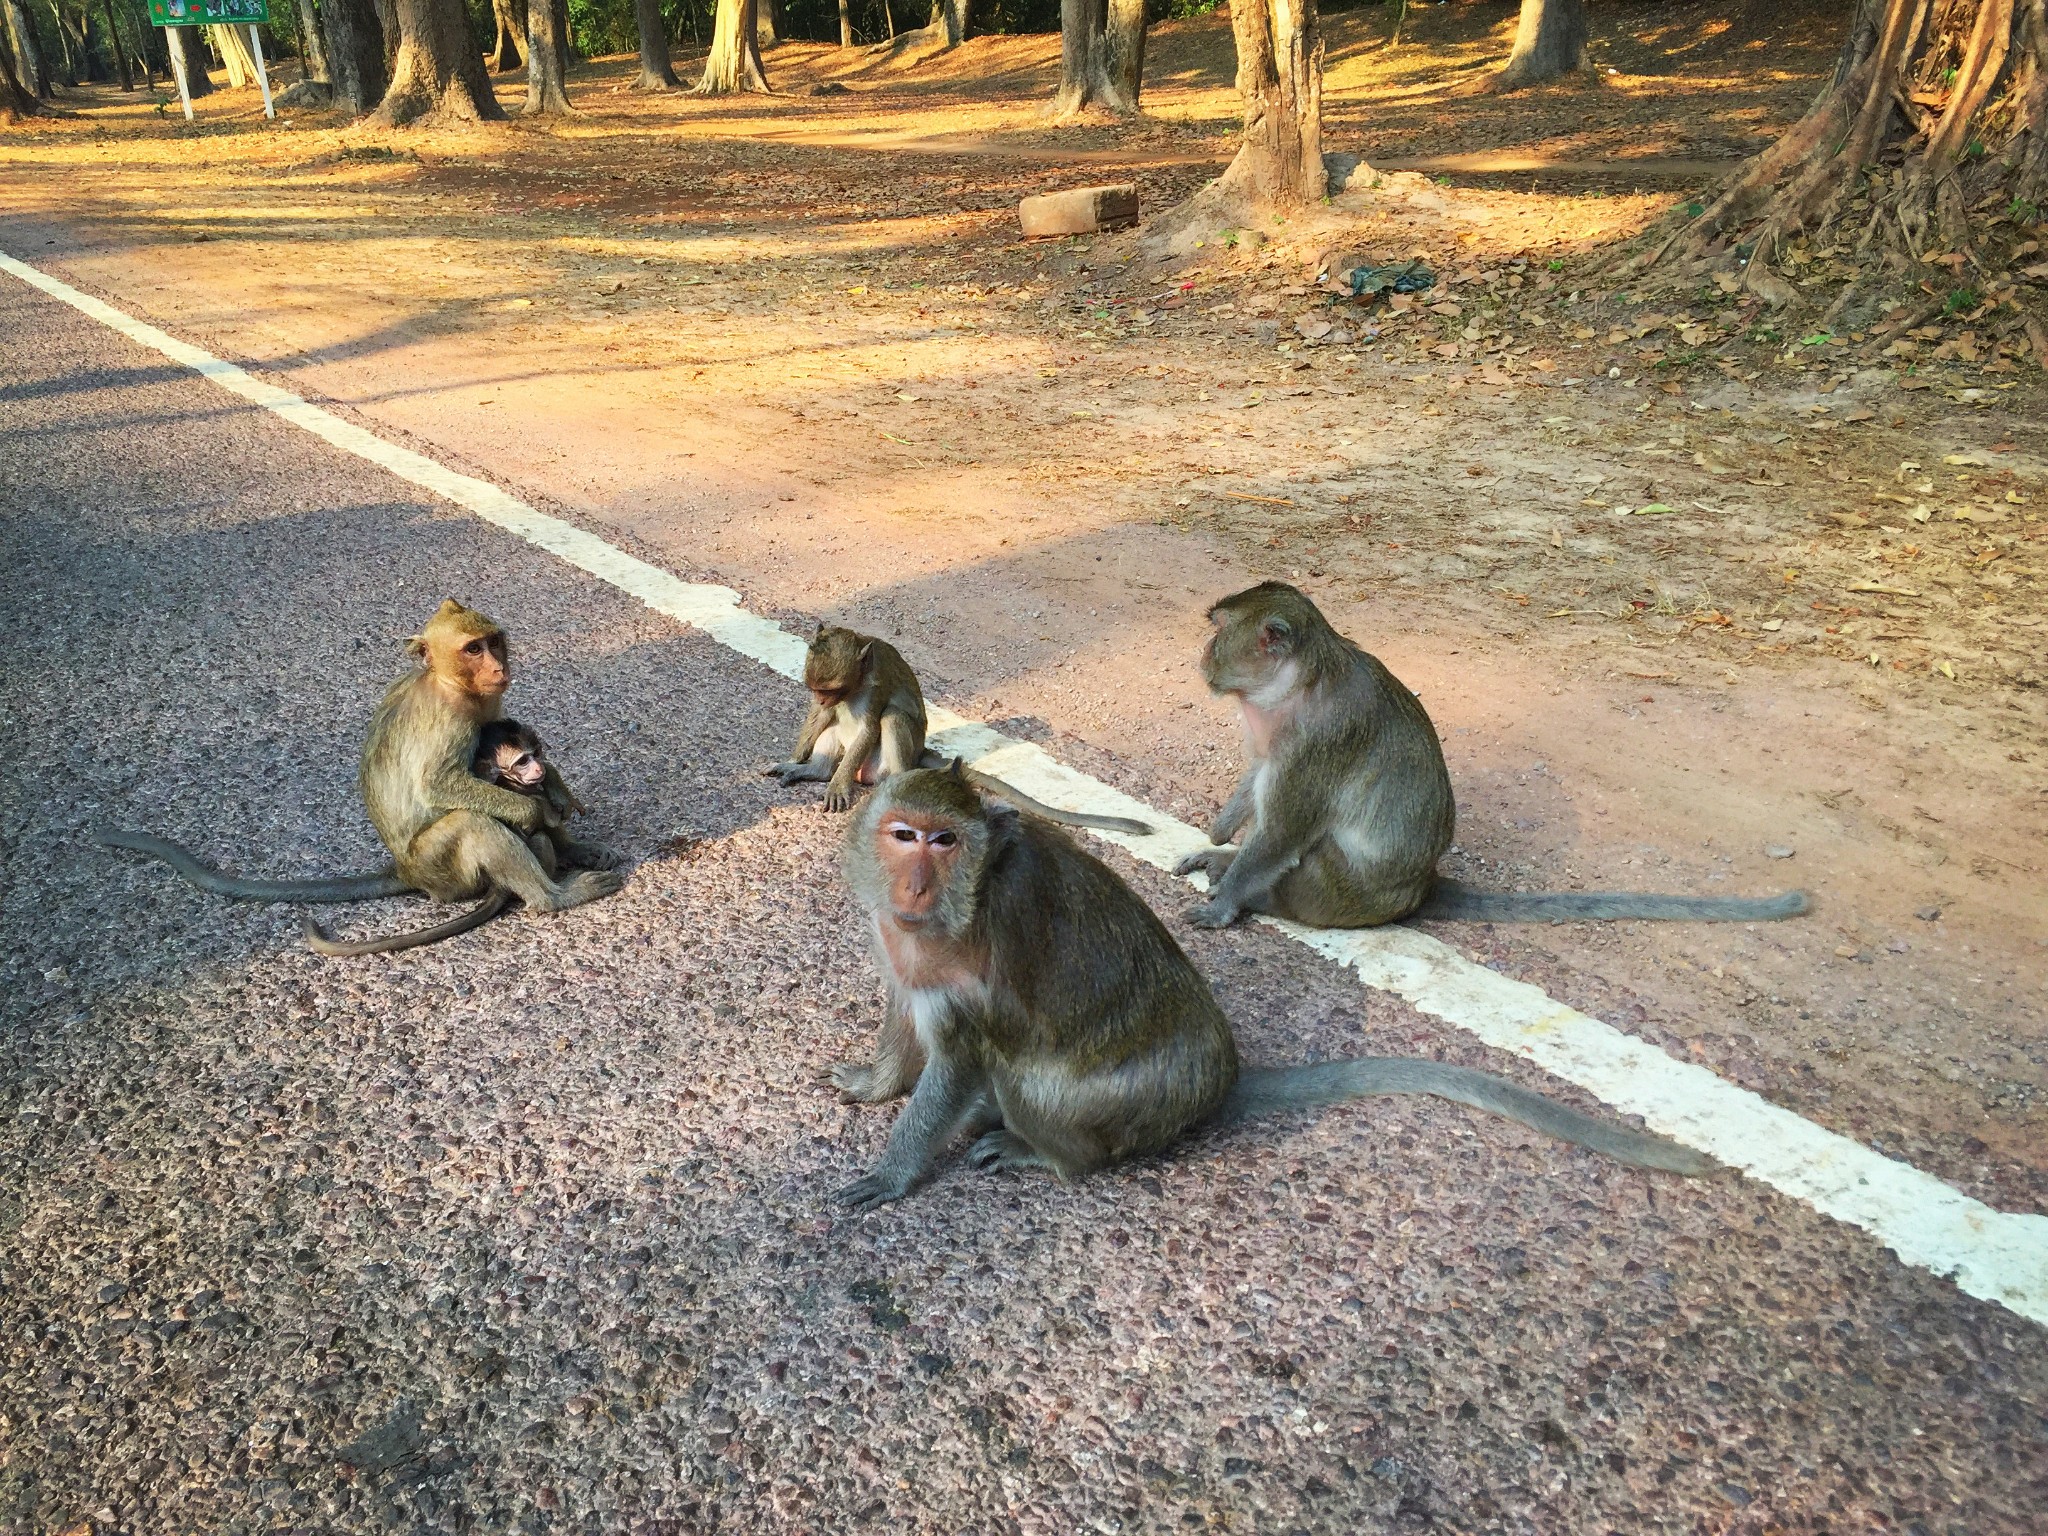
[830,768,1708,1210]
[1178,583,1807,928]
[767,624,1150,835]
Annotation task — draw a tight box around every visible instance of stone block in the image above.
[1018,184,1141,238]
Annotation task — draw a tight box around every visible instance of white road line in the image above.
[8,248,2044,1328]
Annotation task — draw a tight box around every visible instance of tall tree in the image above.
[1147,0,1322,249]
[167,22,213,95]
[321,0,383,109]
[371,0,394,71]
[1050,0,1144,117]
[4,0,49,96]
[373,0,501,123]
[100,0,130,86]
[293,0,328,81]
[487,0,522,71]
[1646,0,2048,295]
[756,0,777,44]
[1495,0,1586,88]
[630,0,675,88]
[522,0,568,113]
[208,20,256,87]
[0,1,42,114]
[836,0,848,44]
[694,0,766,93]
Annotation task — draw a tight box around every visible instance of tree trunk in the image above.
[1495,0,1587,88]
[1644,0,2048,297]
[1103,0,1142,105]
[209,21,255,87]
[0,2,42,114]
[1049,0,1140,117]
[60,2,91,82]
[374,0,502,123]
[522,0,569,113]
[882,0,894,39]
[371,0,396,73]
[695,0,767,92]
[631,0,676,88]
[5,0,49,96]
[321,0,384,110]
[294,0,328,80]
[838,0,850,45]
[50,4,77,86]
[102,0,131,87]
[935,0,969,45]
[1145,0,1322,251]
[168,22,213,94]
[487,0,522,71]
[757,0,778,45]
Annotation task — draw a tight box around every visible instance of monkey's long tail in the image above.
[302,889,514,957]
[924,756,1150,836]
[1420,879,1809,924]
[1220,1058,1713,1175]
[98,829,411,903]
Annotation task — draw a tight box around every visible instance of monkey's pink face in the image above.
[875,815,961,927]
[497,750,546,791]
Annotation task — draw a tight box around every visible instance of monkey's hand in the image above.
[1173,847,1237,880]
[1186,896,1245,930]
[562,839,622,872]
[822,778,860,814]
[832,1170,914,1211]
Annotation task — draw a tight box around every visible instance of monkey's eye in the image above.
[513,754,536,772]
[930,831,957,848]
[464,639,485,656]
[891,828,919,842]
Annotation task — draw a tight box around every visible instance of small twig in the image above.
[1220,492,1297,507]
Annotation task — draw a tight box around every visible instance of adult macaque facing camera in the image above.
[828,765,1709,1209]
[103,600,622,933]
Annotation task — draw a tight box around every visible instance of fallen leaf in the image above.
[1629,502,1677,515]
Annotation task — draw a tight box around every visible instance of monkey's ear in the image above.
[945,756,966,780]
[1258,616,1293,652]
[405,633,428,657]
[813,621,828,641]
[434,598,467,619]
[859,641,876,665]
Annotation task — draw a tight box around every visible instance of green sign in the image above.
[149,0,269,24]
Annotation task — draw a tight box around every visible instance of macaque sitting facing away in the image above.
[304,719,612,957]
[1174,583,1810,930]
[765,623,1148,834]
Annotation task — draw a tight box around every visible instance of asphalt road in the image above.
[2,274,2043,1535]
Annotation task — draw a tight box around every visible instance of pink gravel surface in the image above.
[3,278,2044,1535]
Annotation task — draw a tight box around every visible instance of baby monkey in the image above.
[303,721,599,957]
[765,624,1148,835]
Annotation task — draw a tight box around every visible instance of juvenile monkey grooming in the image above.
[765,624,1149,835]
[104,600,622,928]
[1175,583,1808,930]
[302,719,606,956]
[829,766,1708,1209]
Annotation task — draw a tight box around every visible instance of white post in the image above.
[249,23,273,118]
[167,26,193,121]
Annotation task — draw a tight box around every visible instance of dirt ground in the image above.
[2,0,2041,1223]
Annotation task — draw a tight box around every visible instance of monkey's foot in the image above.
[562,840,622,871]
[828,1060,910,1104]
[1173,847,1236,879]
[531,869,625,912]
[967,1130,1048,1173]
[1185,897,1244,930]
[822,785,859,813]
[832,1170,914,1210]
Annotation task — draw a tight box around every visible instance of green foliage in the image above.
[1943,287,1978,315]
[2011,196,2041,225]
